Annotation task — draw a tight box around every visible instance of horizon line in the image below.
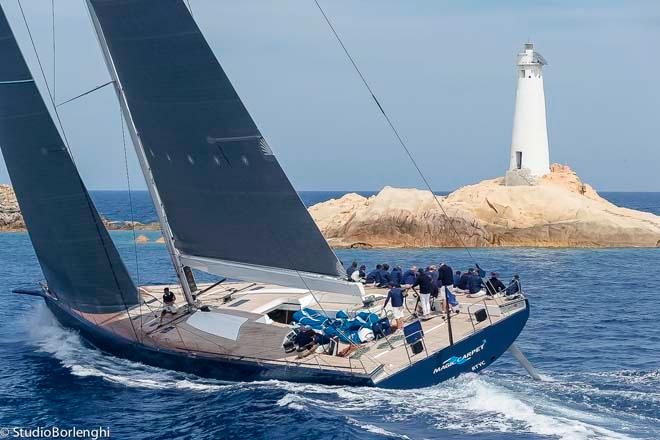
[83,188,660,193]
[2,181,659,193]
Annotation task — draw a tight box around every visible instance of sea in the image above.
[0,191,659,440]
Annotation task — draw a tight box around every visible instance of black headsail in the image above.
[87,0,360,295]
[0,7,138,313]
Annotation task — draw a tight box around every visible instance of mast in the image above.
[84,0,195,306]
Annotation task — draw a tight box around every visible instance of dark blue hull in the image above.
[44,297,529,389]
[377,300,530,388]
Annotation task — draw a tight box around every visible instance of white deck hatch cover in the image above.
[187,311,248,341]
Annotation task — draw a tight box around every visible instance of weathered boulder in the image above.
[0,184,24,231]
[104,219,161,231]
[309,165,660,248]
[135,234,150,244]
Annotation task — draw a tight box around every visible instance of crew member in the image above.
[467,269,486,297]
[506,275,522,296]
[378,264,392,287]
[486,272,506,296]
[413,268,434,317]
[351,264,366,282]
[401,265,418,286]
[453,270,462,287]
[455,269,471,294]
[366,265,382,285]
[346,261,358,279]
[438,262,455,311]
[383,282,406,330]
[390,265,403,287]
[159,287,178,324]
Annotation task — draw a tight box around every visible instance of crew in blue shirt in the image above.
[486,272,506,295]
[438,263,454,288]
[366,264,382,285]
[383,282,406,329]
[401,265,418,285]
[456,270,471,293]
[468,270,485,294]
[506,275,522,296]
[425,265,439,285]
[378,264,392,287]
[390,266,402,287]
[413,268,434,317]
[453,271,462,287]
[346,261,358,279]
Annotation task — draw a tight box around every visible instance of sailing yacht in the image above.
[0,1,530,389]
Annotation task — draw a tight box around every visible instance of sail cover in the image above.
[0,8,138,313]
[87,0,350,287]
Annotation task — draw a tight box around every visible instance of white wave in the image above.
[465,378,634,440]
[21,305,650,439]
[346,418,410,439]
[276,393,306,411]
[501,370,660,423]
[585,369,660,386]
[259,374,639,440]
[25,304,232,393]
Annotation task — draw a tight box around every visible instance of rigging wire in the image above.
[119,104,143,331]
[51,0,55,101]
[16,0,140,340]
[56,79,114,107]
[16,0,71,153]
[313,0,477,262]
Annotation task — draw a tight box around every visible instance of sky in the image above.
[0,0,658,192]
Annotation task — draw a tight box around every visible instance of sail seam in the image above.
[0,79,33,84]
[206,135,261,143]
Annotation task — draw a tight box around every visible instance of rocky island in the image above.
[2,165,660,248]
[309,165,660,248]
[0,184,159,233]
[0,184,23,231]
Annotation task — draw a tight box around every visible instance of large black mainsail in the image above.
[87,0,360,295]
[0,7,138,313]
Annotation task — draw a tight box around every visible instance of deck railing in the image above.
[394,294,528,367]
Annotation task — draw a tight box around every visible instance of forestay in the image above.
[0,7,138,313]
[87,0,361,295]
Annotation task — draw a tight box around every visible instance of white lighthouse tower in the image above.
[506,42,550,185]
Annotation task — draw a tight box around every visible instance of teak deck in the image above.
[81,281,527,382]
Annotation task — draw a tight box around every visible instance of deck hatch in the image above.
[187,311,248,341]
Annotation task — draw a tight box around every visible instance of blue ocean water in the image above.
[1,192,659,439]
[89,190,660,223]
[88,190,387,223]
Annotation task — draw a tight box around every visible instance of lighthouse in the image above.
[506,42,550,185]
